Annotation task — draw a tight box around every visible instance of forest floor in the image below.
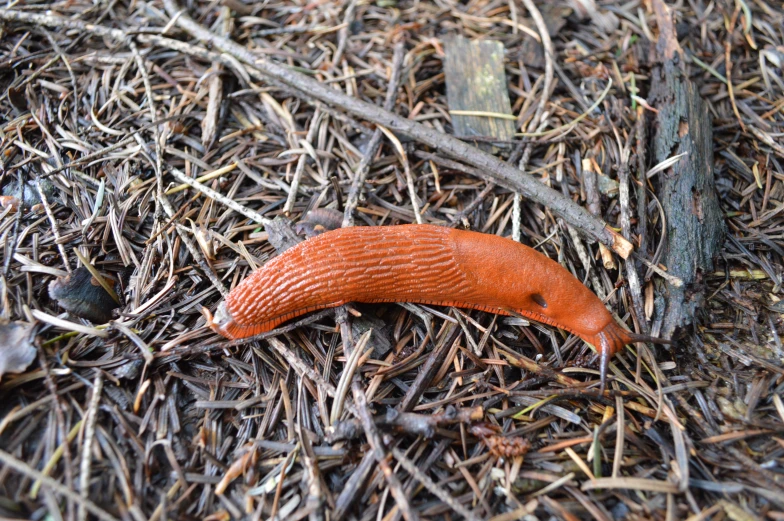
[1,0,783,520]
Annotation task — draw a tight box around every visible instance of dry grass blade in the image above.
[164,163,238,195]
[330,329,372,424]
[166,167,269,224]
[582,478,679,494]
[30,310,108,338]
[377,125,422,224]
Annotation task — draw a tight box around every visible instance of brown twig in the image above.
[326,405,483,443]
[351,379,420,521]
[342,42,405,227]
[391,447,482,521]
[1,7,626,256]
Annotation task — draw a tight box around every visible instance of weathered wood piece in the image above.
[444,36,515,151]
[649,0,726,339]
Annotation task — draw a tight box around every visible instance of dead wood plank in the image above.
[444,35,515,151]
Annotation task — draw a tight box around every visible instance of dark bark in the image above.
[648,11,726,339]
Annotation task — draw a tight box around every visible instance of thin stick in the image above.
[130,39,166,233]
[33,177,70,272]
[391,447,481,521]
[267,337,359,418]
[167,166,269,225]
[78,372,103,521]
[141,135,228,297]
[514,0,556,242]
[615,128,649,334]
[0,6,631,256]
[351,379,420,521]
[332,0,357,66]
[284,108,322,215]
[169,221,229,298]
[3,176,25,278]
[333,452,375,519]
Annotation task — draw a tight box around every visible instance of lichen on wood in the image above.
[444,35,515,151]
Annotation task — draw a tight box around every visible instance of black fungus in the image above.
[48,267,119,323]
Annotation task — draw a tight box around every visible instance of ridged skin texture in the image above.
[211,224,634,356]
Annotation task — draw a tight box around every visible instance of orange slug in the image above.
[207,224,667,387]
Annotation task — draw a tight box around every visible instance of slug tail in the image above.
[207,301,241,340]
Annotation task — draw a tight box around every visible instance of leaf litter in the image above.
[0,0,783,519]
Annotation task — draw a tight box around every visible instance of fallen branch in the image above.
[0,6,632,257]
[154,3,631,258]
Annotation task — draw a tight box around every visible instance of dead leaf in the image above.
[0,319,37,380]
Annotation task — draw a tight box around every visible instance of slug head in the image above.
[592,321,671,392]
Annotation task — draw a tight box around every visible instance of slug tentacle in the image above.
[209,224,670,386]
[600,347,610,393]
[593,321,671,390]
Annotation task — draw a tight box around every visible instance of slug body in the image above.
[210,225,645,378]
